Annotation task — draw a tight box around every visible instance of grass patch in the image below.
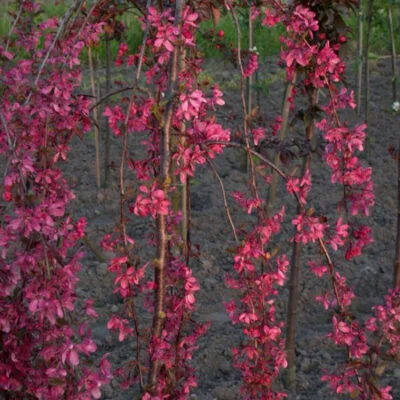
[1,3,400,65]
[196,12,283,58]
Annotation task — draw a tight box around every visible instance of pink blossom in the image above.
[243,51,258,77]
[251,127,265,145]
[176,89,207,121]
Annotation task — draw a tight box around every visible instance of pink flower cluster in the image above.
[0,5,110,399]
[225,208,289,399]
[243,51,258,78]
[102,4,230,396]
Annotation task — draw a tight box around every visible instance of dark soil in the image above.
[65,56,400,399]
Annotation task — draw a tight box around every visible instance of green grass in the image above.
[196,13,284,58]
[89,11,144,64]
[1,2,400,64]
[344,5,400,56]
[0,2,12,37]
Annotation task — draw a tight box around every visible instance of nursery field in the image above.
[1,2,400,400]
[67,56,400,399]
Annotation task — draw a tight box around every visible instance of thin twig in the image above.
[88,46,101,189]
[117,0,152,392]
[206,141,288,181]
[5,2,23,53]
[23,0,84,106]
[73,0,100,43]
[207,159,238,243]
[230,6,259,202]
[104,35,112,187]
[268,73,296,214]
[0,111,26,192]
[34,0,83,88]
[82,234,106,262]
[119,0,151,250]
[318,238,343,311]
[127,295,145,389]
[89,86,134,111]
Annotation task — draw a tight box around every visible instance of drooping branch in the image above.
[32,0,85,91]
[207,159,239,243]
[205,140,289,182]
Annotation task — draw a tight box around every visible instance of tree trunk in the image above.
[88,46,101,190]
[284,89,317,396]
[356,0,363,115]
[394,138,400,288]
[267,73,296,214]
[388,5,397,104]
[149,0,184,389]
[364,0,373,150]
[104,36,112,187]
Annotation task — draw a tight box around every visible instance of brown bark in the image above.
[285,89,317,396]
[394,138,400,288]
[364,0,373,138]
[149,0,184,389]
[356,1,363,115]
[88,46,101,190]
[104,36,112,187]
[267,73,296,214]
[388,6,397,104]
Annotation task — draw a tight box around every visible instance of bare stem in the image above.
[356,3,363,115]
[268,73,296,214]
[119,0,151,250]
[115,3,151,393]
[5,1,23,53]
[149,0,184,388]
[104,36,112,187]
[88,47,101,189]
[205,141,288,182]
[82,234,106,262]
[363,0,373,144]
[230,7,258,201]
[388,6,397,103]
[33,0,84,89]
[207,159,239,243]
[394,139,400,288]
[89,86,134,111]
[285,89,317,395]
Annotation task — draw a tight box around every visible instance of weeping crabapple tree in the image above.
[102,0,399,398]
[0,1,399,400]
[0,1,112,399]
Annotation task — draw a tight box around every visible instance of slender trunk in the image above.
[285,233,301,396]
[356,1,363,115]
[247,9,253,117]
[179,49,189,255]
[364,0,373,149]
[243,8,254,173]
[284,89,317,396]
[88,46,101,190]
[255,68,261,112]
[149,0,184,389]
[388,6,397,104]
[267,73,296,214]
[104,36,112,187]
[231,7,258,203]
[394,138,400,288]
